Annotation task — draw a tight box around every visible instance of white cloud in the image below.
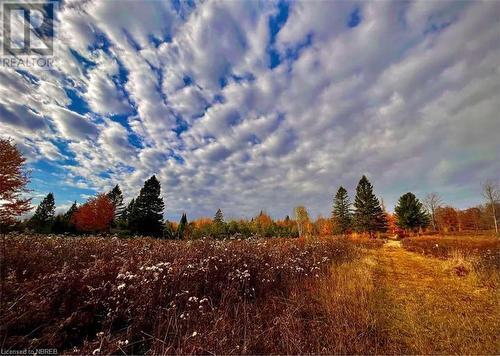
[1,0,498,218]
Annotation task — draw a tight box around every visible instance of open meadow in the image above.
[1,233,499,355]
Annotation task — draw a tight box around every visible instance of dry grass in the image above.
[2,233,499,355]
[377,238,500,354]
[1,233,367,354]
[402,235,500,286]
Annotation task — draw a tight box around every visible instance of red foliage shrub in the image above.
[72,194,114,232]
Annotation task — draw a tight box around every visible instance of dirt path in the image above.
[371,240,500,354]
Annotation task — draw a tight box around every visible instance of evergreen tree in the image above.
[64,201,78,233]
[29,193,55,233]
[65,201,78,220]
[395,192,430,232]
[177,213,188,240]
[353,176,387,237]
[332,186,352,235]
[51,214,67,234]
[107,184,125,223]
[126,198,137,231]
[52,201,78,234]
[131,176,165,237]
[212,209,226,238]
[213,209,224,225]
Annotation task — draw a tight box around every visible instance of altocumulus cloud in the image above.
[0,0,499,219]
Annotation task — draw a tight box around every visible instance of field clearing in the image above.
[1,234,499,354]
[374,239,500,354]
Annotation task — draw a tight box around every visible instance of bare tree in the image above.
[294,206,310,238]
[423,193,442,231]
[482,180,499,236]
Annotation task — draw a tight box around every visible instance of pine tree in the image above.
[353,176,387,237]
[29,193,55,233]
[177,213,188,240]
[65,201,78,220]
[65,201,78,233]
[131,176,165,237]
[332,186,352,235]
[52,201,78,234]
[213,209,224,225]
[395,192,430,233]
[212,209,226,238]
[126,198,137,231]
[107,184,125,222]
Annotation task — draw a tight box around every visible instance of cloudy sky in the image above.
[0,0,499,220]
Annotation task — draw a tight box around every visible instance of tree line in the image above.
[1,138,499,238]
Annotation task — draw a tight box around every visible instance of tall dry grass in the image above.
[1,233,378,354]
[402,235,500,288]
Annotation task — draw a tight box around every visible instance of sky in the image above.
[0,0,499,221]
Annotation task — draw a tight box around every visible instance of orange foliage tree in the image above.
[0,138,31,227]
[73,194,114,232]
[459,207,481,232]
[435,206,459,232]
[314,216,333,237]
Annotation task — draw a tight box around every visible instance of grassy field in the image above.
[1,234,499,354]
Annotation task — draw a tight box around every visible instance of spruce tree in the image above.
[30,193,55,233]
[64,201,78,233]
[353,176,387,237]
[332,186,352,235]
[126,198,137,231]
[132,176,165,237]
[107,184,125,221]
[395,192,430,232]
[212,209,225,238]
[177,213,188,240]
[213,209,224,224]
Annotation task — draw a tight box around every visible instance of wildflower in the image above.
[192,331,198,337]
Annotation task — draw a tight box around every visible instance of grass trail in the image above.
[371,240,500,354]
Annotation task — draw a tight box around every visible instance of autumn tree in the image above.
[0,139,31,312]
[0,139,31,228]
[254,211,273,237]
[394,192,429,233]
[294,205,310,238]
[482,180,499,236]
[352,175,387,237]
[315,216,333,237]
[73,194,114,232]
[423,192,442,231]
[129,176,165,237]
[435,206,459,232]
[29,193,55,233]
[163,220,177,239]
[331,186,352,235]
[459,207,482,232]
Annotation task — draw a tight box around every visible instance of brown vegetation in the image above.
[1,234,361,354]
[2,234,500,355]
